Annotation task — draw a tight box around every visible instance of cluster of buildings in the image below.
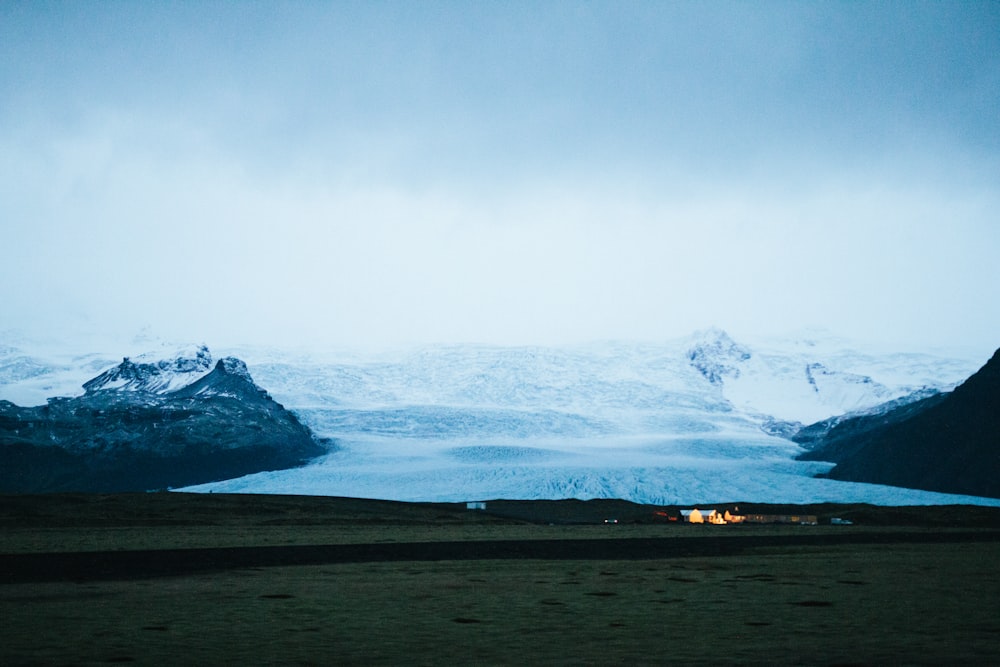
[464,500,831,526]
[677,507,818,525]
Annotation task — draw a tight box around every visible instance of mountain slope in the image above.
[0,351,328,493]
[82,344,213,393]
[796,348,1000,498]
[180,337,999,506]
[1,330,993,504]
[685,329,940,425]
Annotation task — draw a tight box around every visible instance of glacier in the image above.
[2,329,998,506]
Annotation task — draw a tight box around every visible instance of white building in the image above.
[680,508,726,524]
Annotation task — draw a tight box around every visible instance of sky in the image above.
[2,1,999,354]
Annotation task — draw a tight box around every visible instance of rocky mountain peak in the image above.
[168,356,268,400]
[951,347,1000,401]
[83,344,213,394]
[217,357,253,381]
[686,328,752,384]
[0,344,326,493]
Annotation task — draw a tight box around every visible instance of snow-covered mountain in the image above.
[1,329,995,505]
[685,328,971,425]
[82,344,213,394]
[796,347,1000,498]
[0,348,325,493]
[0,336,215,407]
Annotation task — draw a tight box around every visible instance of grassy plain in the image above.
[1,493,999,665]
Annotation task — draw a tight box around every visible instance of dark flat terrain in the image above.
[4,529,999,585]
[6,492,1000,529]
[3,492,1000,583]
[2,493,999,665]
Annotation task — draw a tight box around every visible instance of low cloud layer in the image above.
[2,3,998,353]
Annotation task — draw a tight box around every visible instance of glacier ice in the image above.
[2,330,997,506]
[181,335,997,506]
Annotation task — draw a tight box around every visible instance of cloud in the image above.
[8,111,995,350]
[1,3,998,353]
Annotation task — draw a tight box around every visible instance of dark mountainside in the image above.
[796,348,1000,498]
[0,354,328,493]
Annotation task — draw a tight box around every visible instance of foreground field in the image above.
[1,494,999,665]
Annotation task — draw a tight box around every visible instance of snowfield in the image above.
[2,329,997,506]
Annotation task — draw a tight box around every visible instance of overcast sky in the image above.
[2,1,999,353]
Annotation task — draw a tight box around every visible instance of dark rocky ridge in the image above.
[82,344,214,393]
[687,329,752,384]
[0,354,329,493]
[796,348,1000,498]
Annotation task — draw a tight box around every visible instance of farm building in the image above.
[680,508,704,523]
[679,509,725,524]
[672,508,816,526]
[466,502,486,510]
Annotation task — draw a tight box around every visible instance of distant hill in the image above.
[0,349,328,493]
[796,348,1000,498]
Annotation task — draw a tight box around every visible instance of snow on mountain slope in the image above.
[2,329,994,505]
[238,341,731,437]
[0,348,326,493]
[0,334,212,406]
[684,328,977,425]
[0,347,119,407]
[179,333,996,506]
[83,344,213,394]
